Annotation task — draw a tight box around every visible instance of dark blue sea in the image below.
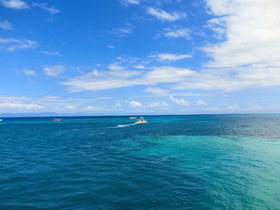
[1,115,280,209]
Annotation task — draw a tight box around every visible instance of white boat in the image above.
[135,117,147,124]
[128,117,137,119]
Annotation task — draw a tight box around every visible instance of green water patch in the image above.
[120,135,280,209]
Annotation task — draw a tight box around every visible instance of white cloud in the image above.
[150,53,192,61]
[32,3,60,15]
[169,96,191,106]
[0,96,29,103]
[120,0,140,6]
[145,87,169,96]
[175,65,280,91]
[128,100,169,110]
[174,93,213,97]
[65,105,76,110]
[196,100,207,106]
[1,0,60,14]
[62,69,141,92]
[203,103,279,113]
[206,18,226,39]
[62,66,194,92]
[23,69,36,76]
[134,64,145,69]
[113,26,133,37]
[205,0,239,16]
[147,7,186,21]
[0,95,121,113]
[118,28,131,34]
[148,101,169,109]
[42,51,60,56]
[84,106,94,111]
[141,66,194,84]
[129,100,144,107]
[0,21,13,30]
[0,103,44,110]
[108,63,124,71]
[225,104,240,111]
[1,0,28,9]
[84,106,107,111]
[204,0,280,67]
[0,37,38,51]
[43,65,65,77]
[63,58,280,93]
[151,0,183,6]
[107,44,115,49]
[163,28,190,39]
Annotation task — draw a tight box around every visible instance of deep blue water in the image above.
[1,115,280,209]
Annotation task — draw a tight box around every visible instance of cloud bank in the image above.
[204,0,280,67]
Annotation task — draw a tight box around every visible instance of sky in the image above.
[1,0,280,116]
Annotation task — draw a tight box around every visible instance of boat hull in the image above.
[135,120,147,124]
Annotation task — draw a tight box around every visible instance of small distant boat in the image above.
[52,118,62,122]
[128,117,137,119]
[0,119,3,122]
[135,117,147,124]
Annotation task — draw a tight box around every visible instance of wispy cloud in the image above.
[62,62,280,93]
[203,103,270,113]
[147,7,186,21]
[0,103,44,110]
[148,101,168,109]
[84,106,107,112]
[62,68,141,92]
[1,0,60,15]
[23,69,36,76]
[175,65,280,91]
[120,0,140,6]
[0,96,44,111]
[206,18,226,39]
[1,0,28,9]
[43,65,65,77]
[0,95,117,113]
[128,100,169,110]
[204,0,280,67]
[42,51,60,56]
[128,100,144,107]
[196,100,207,106]
[144,87,169,96]
[169,96,191,106]
[0,37,38,51]
[0,21,13,30]
[65,105,76,110]
[134,64,146,69]
[142,66,194,84]
[150,53,192,61]
[116,103,122,107]
[111,26,133,37]
[62,66,194,91]
[108,63,124,71]
[163,28,190,39]
[107,44,116,49]
[32,3,60,15]
[118,27,132,36]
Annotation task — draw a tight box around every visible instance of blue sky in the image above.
[1,0,280,115]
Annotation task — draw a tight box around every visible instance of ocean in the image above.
[1,114,280,209]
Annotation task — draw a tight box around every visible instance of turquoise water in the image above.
[1,115,280,209]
